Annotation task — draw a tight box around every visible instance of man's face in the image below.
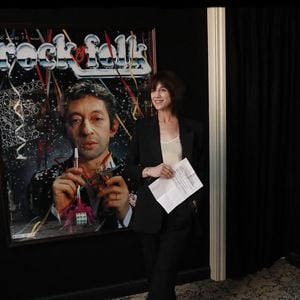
[65,96,117,161]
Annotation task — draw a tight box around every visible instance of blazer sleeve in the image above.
[190,120,209,207]
[28,170,55,218]
[124,120,145,189]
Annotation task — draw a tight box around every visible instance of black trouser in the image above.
[140,209,192,300]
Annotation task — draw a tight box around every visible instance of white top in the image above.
[161,135,182,166]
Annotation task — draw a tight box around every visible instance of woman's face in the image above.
[151,82,172,112]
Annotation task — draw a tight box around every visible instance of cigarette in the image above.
[74,147,81,200]
[74,147,79,168]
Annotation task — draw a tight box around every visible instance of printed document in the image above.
[148,158,203,213]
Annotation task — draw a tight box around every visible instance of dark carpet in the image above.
[111,257,300,299]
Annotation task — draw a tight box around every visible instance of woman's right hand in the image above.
[143,163,174,179]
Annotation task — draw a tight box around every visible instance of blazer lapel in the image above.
[179,118,194,162]
[146,116,195,164]
[147,115,163,164]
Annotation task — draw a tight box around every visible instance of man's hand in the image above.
[98,175,130,220]
[52,167,85,213]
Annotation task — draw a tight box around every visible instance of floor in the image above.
[110,257,300,299]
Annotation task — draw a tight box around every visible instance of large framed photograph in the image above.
[0,27,156,244]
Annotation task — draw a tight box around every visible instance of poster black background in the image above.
[0,8,209,299]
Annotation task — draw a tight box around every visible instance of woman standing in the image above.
[125,71,206,299]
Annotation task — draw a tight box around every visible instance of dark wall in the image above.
[0,8,209,299]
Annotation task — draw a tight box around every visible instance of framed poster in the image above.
[0,27,156,244]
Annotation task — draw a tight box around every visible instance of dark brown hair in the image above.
[147,70,185,116]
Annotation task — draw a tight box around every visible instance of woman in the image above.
[125,71,206,299]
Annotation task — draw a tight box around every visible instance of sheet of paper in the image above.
[148,158,203,213]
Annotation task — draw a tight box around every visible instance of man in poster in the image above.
[29,80,133,233]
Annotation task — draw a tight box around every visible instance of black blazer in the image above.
[125,115,206,233]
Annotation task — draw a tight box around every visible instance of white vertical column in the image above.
[207,7,227,281]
